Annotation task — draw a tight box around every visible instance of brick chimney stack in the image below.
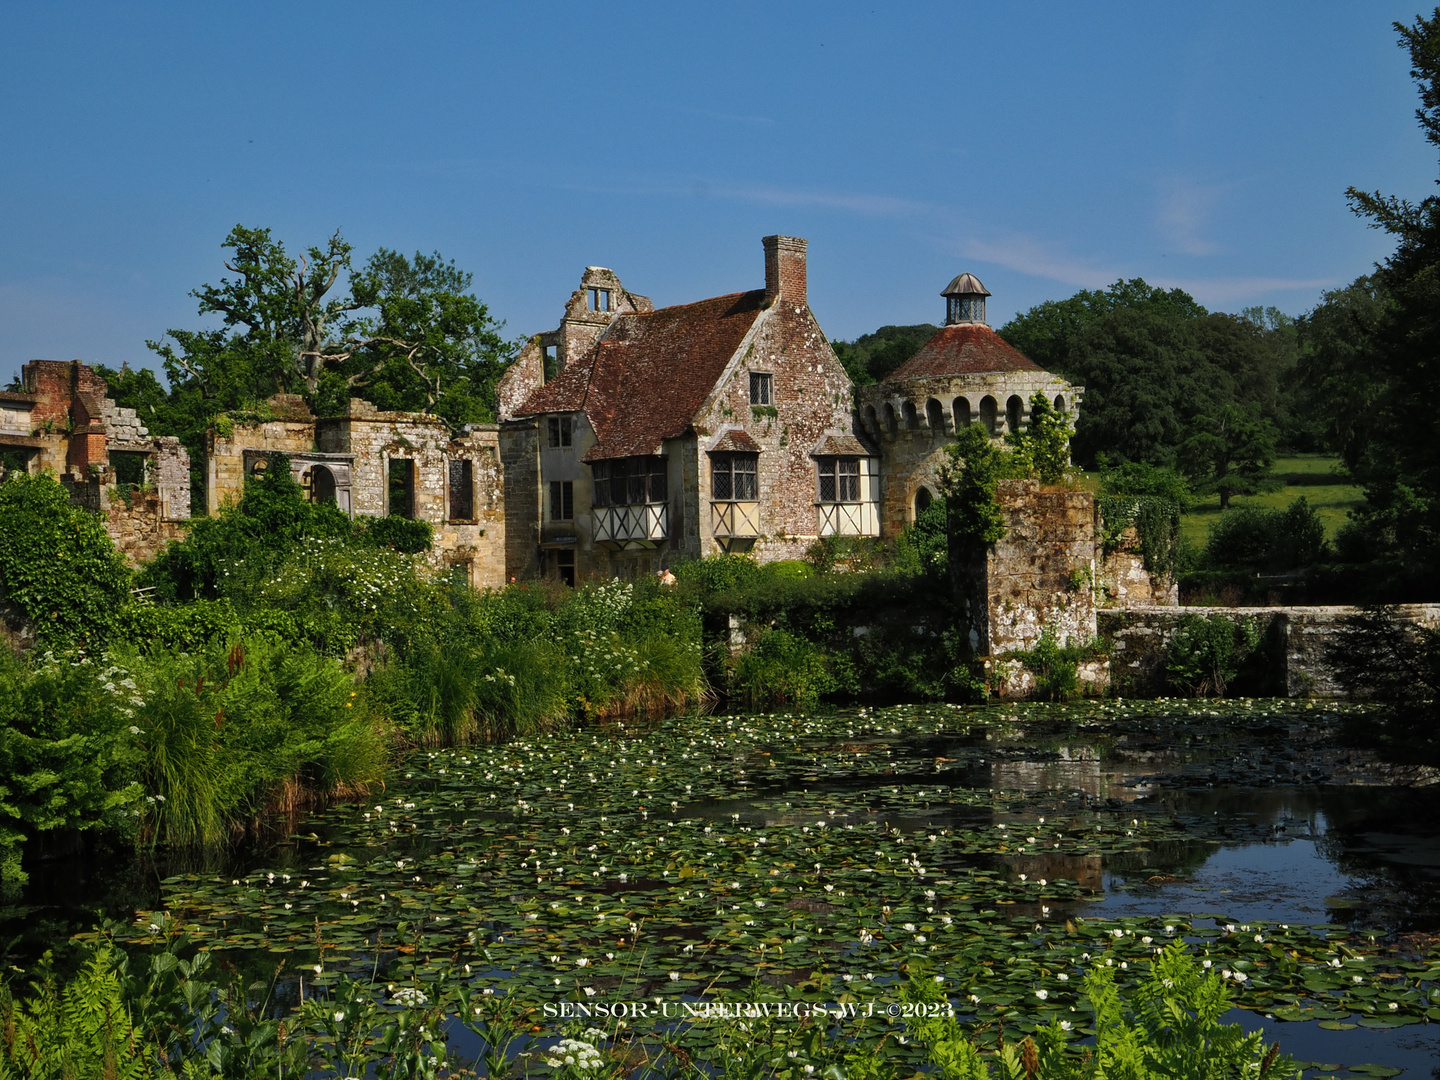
[763,235,807,305]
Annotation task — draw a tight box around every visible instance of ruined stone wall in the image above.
[690,300,856,563]
[433,427,505,590]
[496,339,547,423]
[1097,526,1177,608]
[20,361,108,429]
[500,421,541,582]
[979,479,1097,655]
[208,416,319,513]
[103,490,189,565]
[1099,604,1440,698]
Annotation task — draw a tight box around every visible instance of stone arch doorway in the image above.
[915,486,933,518]
[310,464,337,505]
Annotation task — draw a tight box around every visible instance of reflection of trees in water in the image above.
[1308,787,1440,933]
[1104,837,1218,884]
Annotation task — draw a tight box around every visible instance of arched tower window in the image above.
[953,397,972,428]
[1006,395,1024,434]
[915,487,933,518]
[902,401,918,430]
[979,396,998,435]
[925,398,945,432]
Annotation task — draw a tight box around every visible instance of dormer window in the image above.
[588,287,611,312]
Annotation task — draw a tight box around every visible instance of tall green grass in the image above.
[119,637,385,847]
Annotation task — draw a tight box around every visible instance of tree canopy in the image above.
[998,280,1301,470]
[100,226,515,511]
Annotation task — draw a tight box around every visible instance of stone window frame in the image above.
[749,372,773,407]
[549,479,574,521]
[387,457,416,519]
[816,456,861,504]
[448,458,476,522]
[587,287,612,313]
[547,415,572,448]
[710,451,758,501]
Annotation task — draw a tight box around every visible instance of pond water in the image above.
[9,699,1440,1077]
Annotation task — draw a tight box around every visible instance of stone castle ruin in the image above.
[4,238,1194,696]
[0,360,191,564]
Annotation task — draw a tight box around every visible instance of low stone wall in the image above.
[1099,604,1440,697]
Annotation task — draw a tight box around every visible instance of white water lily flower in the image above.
[1035,989,1048,1000]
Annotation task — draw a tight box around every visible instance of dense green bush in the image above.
[1164,613,1264,697]
[1202,498,1329,572]
[0,651,144,892]
[731,628,836,710]
[0,473,132,649]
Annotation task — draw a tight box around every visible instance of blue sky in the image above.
[0,2,1433,386]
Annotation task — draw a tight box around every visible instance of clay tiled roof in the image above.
[811,434,876,457]
[709,428,762,453]
[515,290,766,462]
[885,323,1043,381]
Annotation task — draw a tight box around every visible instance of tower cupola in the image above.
[942,272,990,326]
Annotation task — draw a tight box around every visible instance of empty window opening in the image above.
[556,549,576,587]
[592,456,667,506]
[902,401,919,430]
[953,397,972,429]
[111,450,148,489]
[542,344,560,381]
[549,480,574,521]
[548,415,572,448]
[311,464,338,506]
[864,405,879,438]
[587,288,611,312]
[817,457,861,503]
[0,447,34,480]
[979,396,998,436]
[711,453,758,501]
[915,486,933,517]
[1007,395,1024,434]
[387,458,416,518]
[883,403,898,435]
[750,372,773,406]
[449,459,474,520]
[1054,394,1066,412]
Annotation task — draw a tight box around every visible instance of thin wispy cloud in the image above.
[1155,178,1225,256]
[957,233,1123,290]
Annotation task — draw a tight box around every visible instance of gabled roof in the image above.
[514,290,767,462]
[884,323,1043,382]
[710,428,762,453]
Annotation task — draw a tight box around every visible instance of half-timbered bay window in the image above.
[817,456,860,503]
[590,455,667,506]
[590,455,668,546]
[812,441,880,538]
[709,451,760,546]
[711,453,757,500]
